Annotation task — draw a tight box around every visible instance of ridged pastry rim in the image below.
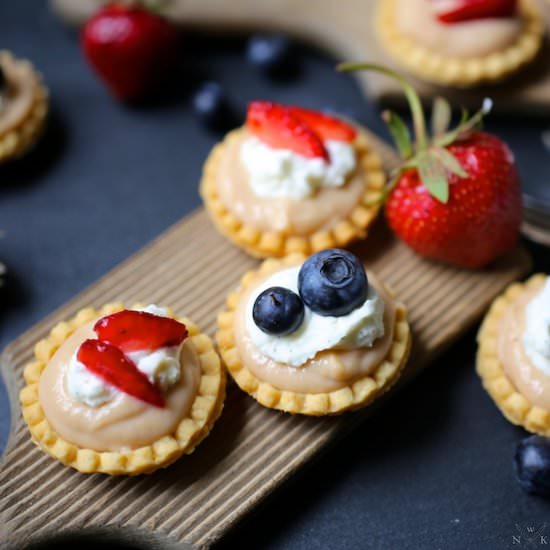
[200,126,385,259]
[476,274,550,436]
[0,50,49,164]
[375,0,545,88]
[20,303,226,476]
[216,254,412,415]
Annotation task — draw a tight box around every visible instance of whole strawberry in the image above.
[81,3,180,102]
[339,64,522,269]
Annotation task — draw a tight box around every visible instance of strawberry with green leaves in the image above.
[338,63,522,269]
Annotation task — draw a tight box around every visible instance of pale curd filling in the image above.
[394,0,522,59]
[66,305,182,407]
[240,136,356,200]
[0,54,36,134]
[39,307,201,451]
[522,278,550,376]
[215,130,365,235]
[245,266,385,368]
[234,263,396,394]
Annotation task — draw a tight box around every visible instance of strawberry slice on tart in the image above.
[338,63,521,269]
[287,105,357,143]
[94,309,188,352]
[431,0,517,23]
[246,101,329,160]
[77,339,166,407]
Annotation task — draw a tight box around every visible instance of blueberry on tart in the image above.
[216,249,411,415]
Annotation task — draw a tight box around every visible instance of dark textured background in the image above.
[2,3,550,549]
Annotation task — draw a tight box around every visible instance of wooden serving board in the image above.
[0,133,531,549]
[50,0,550,114]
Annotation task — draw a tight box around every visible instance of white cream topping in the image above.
[523,278,550,376]
[66,305,183,407]
[245,266,385,367]
[240,136,356,200]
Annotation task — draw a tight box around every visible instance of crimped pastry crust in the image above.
[20,303,226,475]
[200,127,385,259]
[375,0,544,88]
[216,254,411,415]
[476,274,550,436]
[0,51,48,164]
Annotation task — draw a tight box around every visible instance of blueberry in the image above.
[246,34,293,75]
[253,286,304,336]
[515,435,550,497]
[192,81,230,128]
[298,249,368,317]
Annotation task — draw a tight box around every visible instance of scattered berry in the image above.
[192,81,231,128]
[339,63,521,268]
[246,34,293,75]
[298,249,368,317]
[288,106,357,143]
[253,286,305,335]
[77,339,165,407]
[432,0,517,23]
[246,101,328,160]
[515,435,550,497]
[81,3,180,102]
[94,310,188,352]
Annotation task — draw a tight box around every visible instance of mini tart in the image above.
[0,50,49,164]
[19,303,226,475]
[477,274,550,436]
[375,0,544,88]
[216,254,411,415]
[200,127,385,259]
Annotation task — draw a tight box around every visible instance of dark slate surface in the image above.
[2,2,550,549]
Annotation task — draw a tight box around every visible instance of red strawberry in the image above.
[94,310,188,352]
[246,101,329,160]
[338,63,521,268]
[77,339,165,407]
[287,106,357,142]
[81,3,180,101]
[432,0,517,23]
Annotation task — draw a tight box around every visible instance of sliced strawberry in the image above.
[77,339,165,407]
[94,310,188,352]
[433,0,517,23]
[246,101,329,160]
[287,106,357,142]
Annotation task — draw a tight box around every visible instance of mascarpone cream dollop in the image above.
[66,305,182,407]
[522,278,550,375]
[245,266,385,368]
[240,136,356,200]
[39,307,201,452]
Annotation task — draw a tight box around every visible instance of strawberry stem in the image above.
[338,62,428,151]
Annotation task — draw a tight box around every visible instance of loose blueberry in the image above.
[192,81,231,128]
[515,435,550,497]
[298,249,368,317]
[246,34,293,75]
[253,286,304,336]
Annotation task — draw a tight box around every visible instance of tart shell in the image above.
[0,51,49,164]
[19,303,226,475]
[476,274,550,436]
[200,127,385,259]
[216,254,412,415]
[375,0,544,88]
